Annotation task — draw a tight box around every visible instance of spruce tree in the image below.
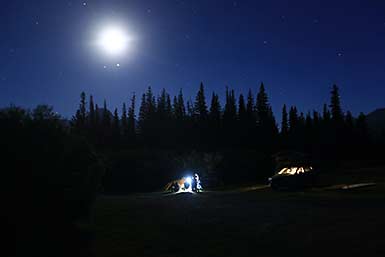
[102,99,111,128]
[194,82,208,120]
[323,104,331,122]
[89,95,95,126]
[173,89,186,120]
[246,89,255,121]
[330,84,343,122]
[157,88,167,118]
[166,94,172,119]
[113,108,120,140]
[345,111,354,131]
[305,112,312,128]
[72,92,87,131]
[289,106,299,133]
[95,104,100,126]
[224,87,237,123]
[238,94,246,122]
[256,83,269,122]
[80,91,87,125]
[281,104,289,135]
[139,93,147,128]
[313,111,320,127]
[209,93,221,123]
[128,94,136,137]
[187,99,194,117]
[121,102,128,136]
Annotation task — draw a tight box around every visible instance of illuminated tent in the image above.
[165,174,202,193]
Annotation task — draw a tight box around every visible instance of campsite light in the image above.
[185,176,192,184]
[165,173,202,194]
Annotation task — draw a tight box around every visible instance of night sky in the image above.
[1,0,385,118]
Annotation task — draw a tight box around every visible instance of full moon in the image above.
[97,26,131,57]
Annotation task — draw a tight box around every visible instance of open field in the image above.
[92,182,385,257]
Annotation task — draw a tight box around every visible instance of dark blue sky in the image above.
[1,0,385,118]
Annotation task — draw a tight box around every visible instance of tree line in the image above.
[72,82,371,161]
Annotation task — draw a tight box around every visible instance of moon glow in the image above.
[97,26,131,57]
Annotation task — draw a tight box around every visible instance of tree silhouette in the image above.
[194,82,208,120]
[256,83,269,122]
[173,89,186,120]
[127,93,136,141]
[121,102,128,138]
[330,84,343,123]
[89,95,95,127]
[281,104,289,136]
[238,94,246,122]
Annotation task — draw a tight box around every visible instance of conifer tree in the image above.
[256,83,269,123]
[95,104,100,125]
[323,104,331,122]
[330,84,343,122]
[281,104,289,135]
[238,94,246,122]
[194,82,208,120]
[345,111,354,131]
[246,89,255,121]
[173,89,186,120]
[121,102,128,136]
[72,92,87,131]
[209,93,221,123]
[89,95,95,126]
[166,94,172,119]
[305,112,312,128]
[157,88,168,118]
[139,93,147,128]
[313,111,320,127]
[113,107,120,140]
[80,91,87,125]
[187,99,194,117]
[102,99,111,128]
[128,94,136,137]
[289,106,298,133]
[224,87,237,123]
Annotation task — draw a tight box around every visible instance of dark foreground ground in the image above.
[91,183,385,257]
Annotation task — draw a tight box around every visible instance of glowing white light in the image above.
[97,26,130,56]
[185,176,192,184]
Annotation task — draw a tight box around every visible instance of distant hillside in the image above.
[366,108,385,137]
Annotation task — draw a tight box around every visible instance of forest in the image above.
[5,83,384,196]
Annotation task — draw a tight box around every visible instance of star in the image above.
[103,65,107,69]
[337,52,343,57]
[82,2,87,6]
[116,63,120,67]
[35,21,39,25]
[263,40,268,44]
